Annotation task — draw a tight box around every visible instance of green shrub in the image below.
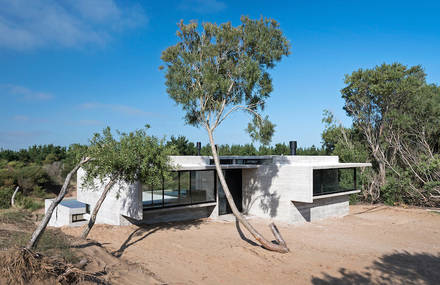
[349,193,359,205]
[32,185,48,199]
[0,187,14,209]
[18,196,44,211]
[15,164,49,193]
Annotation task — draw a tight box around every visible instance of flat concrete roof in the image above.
[313,190,361,200]
[312,163,372,169]
[60,199,86,209]
[175,164,260,171]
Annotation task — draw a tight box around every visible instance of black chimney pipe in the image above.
[289,141,297,155]
[196,142,201,156]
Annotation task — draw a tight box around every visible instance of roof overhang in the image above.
[312,162,372,170]
[172,164,260,171]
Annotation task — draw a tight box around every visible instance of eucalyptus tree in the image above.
[80,126,172,239]
[341,63,440,205]
[161,17,290,252]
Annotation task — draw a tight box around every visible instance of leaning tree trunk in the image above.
[11,186,19,208]
[81,178,116,239]
[207,129,289,253]
[26,157,92,249]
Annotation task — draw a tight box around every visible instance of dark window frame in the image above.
[313,168,357,197]
[143,169,217,210]
[72,213,86,223]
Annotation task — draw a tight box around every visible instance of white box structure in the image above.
[47,155,371,227]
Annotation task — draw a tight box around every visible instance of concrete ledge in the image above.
[312,163,372,169]
[313,190,360,200]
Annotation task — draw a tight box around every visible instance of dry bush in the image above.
[0,248,107,285]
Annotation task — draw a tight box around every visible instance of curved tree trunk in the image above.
[26,157,91,249]
[207,129,289,253]
[81,178,116,239]
[11,186,19,208]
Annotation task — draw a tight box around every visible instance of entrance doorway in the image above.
[218,169,242,215]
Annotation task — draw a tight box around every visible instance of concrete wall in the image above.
[45,198,87,227]
[77,168,142,225]
[290,196,349,223]
[242,155,351,224]
[46,199,71,227]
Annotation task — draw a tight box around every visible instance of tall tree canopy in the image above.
[331,63,440,205]
[161,16,291,253]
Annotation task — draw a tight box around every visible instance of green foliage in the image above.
[247,116,276,145]
[161,16,290,144]
[166,136,197,155]
[82,126,173,192]
[0,187,14,209]
[12,192,44,211]
[324,63,440,207]
[0,144,67,164]
[14,164,50,193]
[165,135,325,156]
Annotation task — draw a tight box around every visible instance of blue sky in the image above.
[1,0,439,150]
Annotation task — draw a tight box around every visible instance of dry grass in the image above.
[0,208,78,263]
[0,208,108,284]
[0,248,107,285]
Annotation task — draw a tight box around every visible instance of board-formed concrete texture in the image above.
[71,155,371,226]
[77,168,142,225]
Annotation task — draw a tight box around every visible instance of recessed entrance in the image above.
[218,169,242,215]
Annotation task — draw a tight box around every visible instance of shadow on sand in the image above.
[311,251,440,285]
[111,219,204,258]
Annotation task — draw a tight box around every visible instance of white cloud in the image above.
[179,0,226,13]
[1,84,53,101]
[79,102,150,116]
[0,0,148,50]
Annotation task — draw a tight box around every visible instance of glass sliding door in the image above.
[164,172,179,206]
[179,171,191,204]
[142,181,163,208]
[143,170,216,209]
[191,170,215,203]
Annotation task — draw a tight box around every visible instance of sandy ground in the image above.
[62,205,440,284]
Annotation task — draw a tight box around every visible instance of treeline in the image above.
[322,63,440,207]
[0,144,67,164]
[165,135,325,156]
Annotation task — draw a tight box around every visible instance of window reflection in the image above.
[143,170,215,209]
[313,168,356,196]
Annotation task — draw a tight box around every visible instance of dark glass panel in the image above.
[191,170,215,203]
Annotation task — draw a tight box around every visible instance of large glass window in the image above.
[191,170,215,203]
[163,172,179,206]
[143,170,216,209]
[313,168,356,196]
[142,181,163,208]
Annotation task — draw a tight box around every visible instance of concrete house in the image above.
[46,144,371,227]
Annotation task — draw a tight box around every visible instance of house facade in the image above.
[46,154,370,227]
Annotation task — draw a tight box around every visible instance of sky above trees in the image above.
[1,0,439,150]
